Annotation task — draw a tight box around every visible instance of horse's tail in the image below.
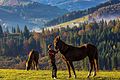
[94,50,99,71]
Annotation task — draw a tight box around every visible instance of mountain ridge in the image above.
[0,1,68,30]
[45,0,120,26]
[32,0,107,11]
[0,0,31,6]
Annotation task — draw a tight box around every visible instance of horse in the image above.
[53,36,98,78]
[26,49,39,70]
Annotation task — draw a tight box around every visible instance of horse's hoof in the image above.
[69,75,71,78]
[74,75,77,79]
[93,74,96,77]
[87,74,91,78]
[87,75,91,78]
[87,76,90,78]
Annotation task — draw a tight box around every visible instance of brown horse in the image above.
[54,36,98,78]
[26,49,39,70]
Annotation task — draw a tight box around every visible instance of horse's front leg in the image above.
[66,61,71,78]
[34,62,37,70]
[35,60,39,70]
[69,61,76,78]
[33,61,37,70]
[93,59,98,77]
[88,60,94,78]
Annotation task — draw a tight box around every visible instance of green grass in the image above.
[0,69,120,80]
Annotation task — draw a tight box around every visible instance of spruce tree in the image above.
[0,25,3,33]
[16,25,20,33]
[0,25,3,37]
[23,25,30,39]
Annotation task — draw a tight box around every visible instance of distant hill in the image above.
[0,0,30,6]
[45,0,120,27]
[0,0,68,30]
[89,3,120,21]
[33,0,107,11]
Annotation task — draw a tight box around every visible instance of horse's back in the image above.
[65,45,88,61]
[29,50,39,61]
[86,43,98,52]
[87,43,97,48]
[68,43,97,61]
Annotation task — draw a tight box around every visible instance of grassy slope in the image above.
[0,69,120,80]
[53,15,88,28]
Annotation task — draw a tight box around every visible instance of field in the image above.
[57,15,88,27]
[46,15,88,30]
[45,15,89,31]
[0,69,120,80]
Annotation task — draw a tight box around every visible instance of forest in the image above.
[0,19,120,70]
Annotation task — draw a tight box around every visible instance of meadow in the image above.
[0,69,120,80]
[57,15,88,27]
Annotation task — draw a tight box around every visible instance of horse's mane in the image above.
[27,50,35,62]
[29,50,33,57]
[60,39,67,45]
[60,39,84,49]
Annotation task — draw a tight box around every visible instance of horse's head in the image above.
[54,36,69,53]
[54,36,62,51]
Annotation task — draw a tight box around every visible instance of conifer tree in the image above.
[0,25,3,37]
[23,25,30,39]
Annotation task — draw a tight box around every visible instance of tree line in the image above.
[0,19,120,70]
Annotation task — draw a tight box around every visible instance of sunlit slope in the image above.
[55,15,88,28]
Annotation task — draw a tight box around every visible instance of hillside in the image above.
[34,0,107,11]
[55,2,120,27]
[45,15,88,30]
[0,0,68,30]
[45,0,120,26]
[89,3,120,21]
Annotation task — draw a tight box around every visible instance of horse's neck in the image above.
[60,40,69,54]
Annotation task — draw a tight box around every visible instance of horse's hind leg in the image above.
[93,59,97,77]
[66,61,71,78]
[35,62,37,70]
[93,57,99,77]
[88,60,94,78]
[33,60,37,70]
[69,62,76,78]
[93,50,98,77]
[35,60,39,70]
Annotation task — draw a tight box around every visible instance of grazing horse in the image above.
[54,36,98,78]
[26,49,39,70]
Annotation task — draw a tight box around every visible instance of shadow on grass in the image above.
[57,77,120,80]
[0,76,4,78]
[78,77,120,80]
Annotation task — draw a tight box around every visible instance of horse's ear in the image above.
[56,36,60,40]
[57,36,60,39]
